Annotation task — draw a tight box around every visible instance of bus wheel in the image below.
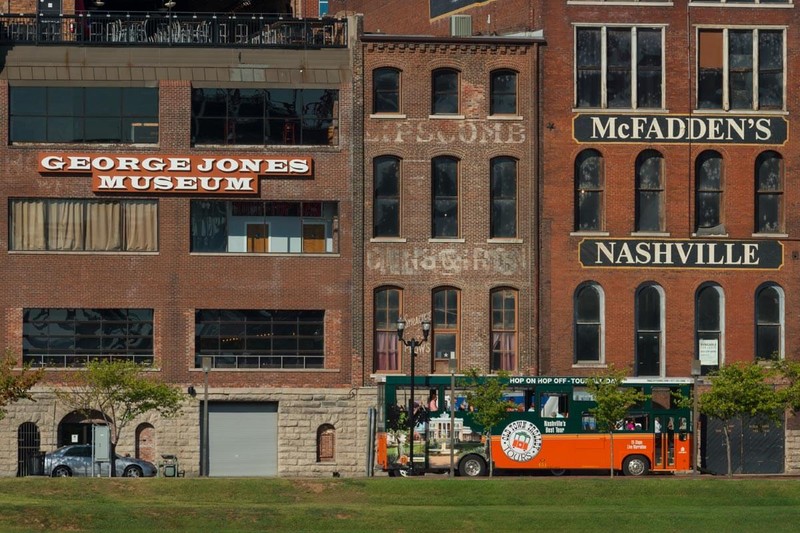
[622,455,650,476]
[458,455,487,477]
[388,469,398,478]
[550,469,568,477]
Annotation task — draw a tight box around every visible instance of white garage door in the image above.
[208,402,278,477]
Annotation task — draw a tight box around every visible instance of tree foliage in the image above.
[586,366,648,477]
[56,360,184,475]
[0,349,44,421]
[463,368,514,476]
[774,360,800,414]
[699,361,784,477]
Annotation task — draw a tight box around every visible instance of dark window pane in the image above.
[432,69,459,114]
[491,70,517,115]
[575,325,600,362]
[374,68,400,113]
[637,287,661,330]
[756,326,780,361]
[757,287,780,324]
[577,192,601,231]
[637,191,662,232]
[636,333,660,376]
[576,287,600,321]
[697,288,720,330]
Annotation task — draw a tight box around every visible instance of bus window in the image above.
[540,393,569,418]
[525,390,536,411]
[427,389,439,412]
[581,412,597,431]
[503,391,525,412]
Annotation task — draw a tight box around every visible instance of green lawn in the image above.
[0,476,798,532]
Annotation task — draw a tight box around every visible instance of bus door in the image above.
[653,415,689,470]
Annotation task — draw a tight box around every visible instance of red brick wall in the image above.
[0,75,355,390]
[362,37,539,378]
[539,1,800,376]
[338,0,535,36]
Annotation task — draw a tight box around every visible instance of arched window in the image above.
[490,69,517,115]
[755,151,783,234]
[433,287,460,372]
[373,68,401,114]
[374,287,402,372]
[490,157,517,238]
[575,150,604,232]
[695,151,724,234]
[432,156,459,238]
[635,150,664,232]
[755,284,783,361]
[635,284,664,377]
[135,423,156,464]
[696,284,724,374]
[373,156,401,238]
[574,283,604,364]
[317,424,336,463]
[17,422,41,477]
[431,68,459,114]
[491,288,518,371]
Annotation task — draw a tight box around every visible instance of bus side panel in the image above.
[490,433,661,471]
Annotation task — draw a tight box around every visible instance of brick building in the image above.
[0,0,369,477]
[538,0,800,473]
[361,32,541,387]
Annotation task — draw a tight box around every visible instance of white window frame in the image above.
[695,26,787,112]
[574,24,666,110]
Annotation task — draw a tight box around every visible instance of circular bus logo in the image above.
[500,420,543,462]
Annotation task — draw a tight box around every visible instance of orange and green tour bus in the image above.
[376,375,694,477]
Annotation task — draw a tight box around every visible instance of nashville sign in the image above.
[38,153,314,195]
[579,239,783,270]
[573,114,787,145]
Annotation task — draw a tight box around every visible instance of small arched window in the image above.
[755,284,783,361]
[373,68,401,114]
[755,151,783,234]
[575,150,604,232]
[490,69,517,115]
[695,151,724,234]
[317,424,336,463]
[432,68,459,114]
[635,150,664,232]
[574,283,604,364]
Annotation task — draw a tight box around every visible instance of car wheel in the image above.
[123,466,143,477]
[52,466,72,477]
[622,455,650,477]
[458,455,487,477]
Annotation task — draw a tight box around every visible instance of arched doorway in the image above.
[136,423,156,463]
[17,422,41,477]
[58,410,108,447]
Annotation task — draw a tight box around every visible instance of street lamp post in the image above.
[201,356,212,477]
[449,352,457,478]
[691,360,702,476]
[397,317,431,475]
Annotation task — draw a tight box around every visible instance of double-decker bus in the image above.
[375,375,694,477]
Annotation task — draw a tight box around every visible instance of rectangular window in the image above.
[697,28,784,110]
[490,158,517,238]
[491,289,517,371]
[23,308,154,367]
[374,289,401,372]
[433,289,460,373]
[190,200,338,254]
[10,199,158,252]
[10,87,158,144]
[576,26,663,109]
[195,310,324,369]
[373,156,401,238]
[431,157,459,238]
[431,69,459,115]
[191,88,338,146]
[319,0,329,15]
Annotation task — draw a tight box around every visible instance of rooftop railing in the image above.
[0,12,347,48]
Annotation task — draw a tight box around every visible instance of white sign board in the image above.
[698,339,719,366]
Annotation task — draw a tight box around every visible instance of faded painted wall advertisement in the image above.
[368,247,526,276]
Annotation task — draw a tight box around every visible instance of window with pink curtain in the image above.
[375,288,401,372]
[491,289,517,371]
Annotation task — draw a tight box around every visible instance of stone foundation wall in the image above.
[785,429,800,474]
[0,386,379,478]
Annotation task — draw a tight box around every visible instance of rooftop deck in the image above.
[0,12,347,48]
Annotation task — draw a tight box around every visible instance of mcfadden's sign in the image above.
[579,239,783,270]
[573,114,787,145]
[38,153,314,195]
